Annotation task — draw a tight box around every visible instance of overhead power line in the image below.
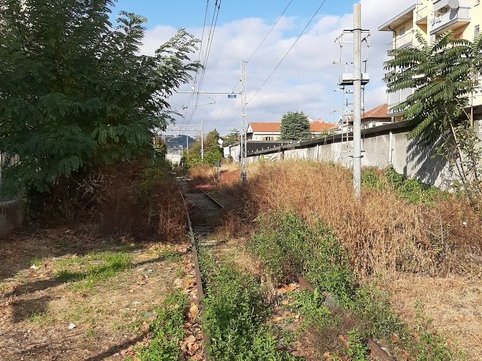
[247,0,328,106]
[182,0,222,127]
[214,0,296,126]
[246,0,295,63]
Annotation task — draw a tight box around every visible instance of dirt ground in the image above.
[0,226,195,361]
[385,273,482,361]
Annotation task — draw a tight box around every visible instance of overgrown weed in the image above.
[243,161,481,277]
[251,211,463,360]
[199,251,299,361]
[138,290,187,361]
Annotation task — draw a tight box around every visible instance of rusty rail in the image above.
[178,183,211,361]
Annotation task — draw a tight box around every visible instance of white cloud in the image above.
[141,0,417,135]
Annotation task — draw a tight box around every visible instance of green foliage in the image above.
[183,129,223,167]
[290,289,332,330]
[138,291,187,361]
[55,251,131,288]
[200,252,298,361]
[250,212,356,304]
[385,31,482,199]
[280,111,311,141]
[353,285,404,340]
[346,330,369,361]
[362,167,442,205]
[0,0,200,194]
[222,129,241,146]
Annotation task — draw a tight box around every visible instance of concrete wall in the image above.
[247,120,482,190]
[0,199,24,238]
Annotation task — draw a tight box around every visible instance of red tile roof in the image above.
[249,121,336,133]
[309,121,337,132]
[362,104,389,120]
[249,122,281,132]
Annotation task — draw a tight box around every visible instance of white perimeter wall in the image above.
[247,120,482,190]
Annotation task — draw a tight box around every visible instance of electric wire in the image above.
[213,0,296,126]
[247,0,328,106]
[246,0,295,64]
[186,0,222,126]
[181,0,210,124]
[226,0,329,126]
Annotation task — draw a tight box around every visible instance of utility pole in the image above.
[353,3,362,198]
[201,119,204,160]
[240,60,248,182]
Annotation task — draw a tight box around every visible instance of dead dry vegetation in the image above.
[0,161,198,360]
[203,160,482,359]
[0,227,196,361]
[241,161,482,278]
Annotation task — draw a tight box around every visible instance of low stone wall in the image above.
[0,198,24,238]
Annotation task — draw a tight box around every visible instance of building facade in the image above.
[246,121,336,141]
[379,0,482,117]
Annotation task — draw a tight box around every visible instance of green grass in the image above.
[29,311,50,326]
[30,257,43,268]
[158,249,183,262]
[362,167,443,206]
[138,291,187,361]
[200,251,299,361]
[54,251,131,289]
[249,211,462,360]
[249,212,356,305]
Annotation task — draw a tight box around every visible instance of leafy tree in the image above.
[0,0,200,194]
[385,32,482,200]
[183,129,222,167]
[280,111,311,141]
[222,129,240,146]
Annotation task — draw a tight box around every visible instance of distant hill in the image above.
[164,135,196,150]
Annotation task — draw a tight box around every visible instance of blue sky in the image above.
[110,1,415,135]
[113,1,358,29]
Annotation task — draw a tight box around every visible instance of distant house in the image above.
[339,104,391,133]
[362,103,391,128]
[246,120,336,141]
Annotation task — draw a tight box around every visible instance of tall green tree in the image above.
[280,111,311,141]
[222,129,240,146]
[385,32,482,199]
[0,0,200,193]
[183,129,223,167]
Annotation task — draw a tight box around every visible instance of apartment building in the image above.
[379,0,482,118]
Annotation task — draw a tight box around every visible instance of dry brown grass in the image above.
[384,274,482,361]
[0,227,192,360]
[188,164,217,184]
[97,161,187,242]
[240,161,481,278]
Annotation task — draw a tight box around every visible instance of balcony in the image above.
[390,29,415,51]
[431,4,471,34]
[415,5,428,25]
[387,88,413,114]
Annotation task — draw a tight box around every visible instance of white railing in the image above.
[415,5,428,23]
[431,7,471,34]
[390,29,414,50]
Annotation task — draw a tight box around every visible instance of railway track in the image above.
[178,177,394,361]
[178,178,226,361]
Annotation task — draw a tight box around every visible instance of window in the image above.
[475,25,480,39]
[399,26,406,36]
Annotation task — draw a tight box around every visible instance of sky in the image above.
[112,0,417,136]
